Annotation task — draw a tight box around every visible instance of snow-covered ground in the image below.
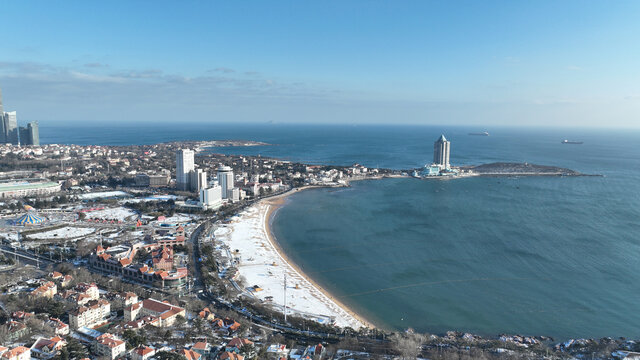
[78,191,130,200]
[122,195,178,204]
[0,231,19,242]
[85,207,137,221]
[214,203,364,329]
[28,226,95,240]
[158,213,196,225]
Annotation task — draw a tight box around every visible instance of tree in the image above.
[55,338,88,360]
[153,351,186,360]
[391,333,425,360]
[123,329,147,349]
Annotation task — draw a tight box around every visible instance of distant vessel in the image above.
[562,139,583,144]
[469,131,489,136]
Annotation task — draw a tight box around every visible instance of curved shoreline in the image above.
[262,187,377,330]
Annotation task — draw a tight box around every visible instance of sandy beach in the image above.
[213,187,374,329]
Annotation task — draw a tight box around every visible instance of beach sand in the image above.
[214,187,374,329]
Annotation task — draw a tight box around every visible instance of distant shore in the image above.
[261,187,377,330]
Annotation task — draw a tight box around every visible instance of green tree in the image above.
[153,351,186,360]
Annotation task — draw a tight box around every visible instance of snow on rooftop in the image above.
[28,226,95,240]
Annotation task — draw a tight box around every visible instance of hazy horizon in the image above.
[1,1,640,128]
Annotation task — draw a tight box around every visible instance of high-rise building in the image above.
[433,134,451,169]
[200,185,223,209]
[4,111,18,145]
[217,165,234,199]
[0,88,4,143]
[18,126,30,145]
[189,169,207,193]
[176,149,195,191]
[28,121,39,146]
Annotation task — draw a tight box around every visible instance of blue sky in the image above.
[1,1,639,127]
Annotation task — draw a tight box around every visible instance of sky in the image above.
[1,1,639,128]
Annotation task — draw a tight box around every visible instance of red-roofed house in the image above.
[30,281,57,299]
[46,318,69,336]
[225,338,253,353]
[125,298,185,327]
[219,352,244,360]
[0,346,30,360]
[177,349,200,360]
[131,346,155,360]
[95,333,126,360]
[30,336,66,359]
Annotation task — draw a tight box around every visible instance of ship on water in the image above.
[562,139,583,144]
[469,131,489,136]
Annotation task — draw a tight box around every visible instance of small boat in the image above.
[562,139,583,144]
[469,131,489,136]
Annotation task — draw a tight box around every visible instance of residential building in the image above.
[0,346,30,360]
[125,298,185,327]
[177,349,201,360]
[217,165,234,199]
[3,111,17,145]
[219,352,243,360]
[30,281,57,298]
[189,169,207,193]
[191,342,211,358]
[5,321,29,342]
[0,87,4,143]
[433,134,451,169]
[225,338,253,353]
[199,184,223,209]
[30,336,66,360]
[135,173,170,187]
[28,121,39,146]
[176,149,195,191]
[46,318,69,336]
[131,346,155,360]
[0,179,61,199]
[95,333,126,360]
[18,127,30,146]
[69,299,111,329]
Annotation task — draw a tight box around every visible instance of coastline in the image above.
[213,185,374,330]
[262,187,377,330]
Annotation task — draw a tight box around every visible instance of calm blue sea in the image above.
[42,123,640,339]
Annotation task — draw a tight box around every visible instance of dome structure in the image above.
[15,213,44,226]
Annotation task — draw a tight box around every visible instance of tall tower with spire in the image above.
[433,134,451,169]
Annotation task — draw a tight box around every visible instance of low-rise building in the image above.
[125,298,185,328]
[30,281,57,298]
[30,336,66,359]
[0,346,30,360]
[131,346,155,360]
[46,318,69,336]
[94,333,126,360]
[69,299,111,329]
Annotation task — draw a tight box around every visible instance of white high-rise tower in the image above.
[433,135,450,169]
[176,149,195,191]
[217,165,234,199]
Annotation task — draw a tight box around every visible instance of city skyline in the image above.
[1,1,640,128]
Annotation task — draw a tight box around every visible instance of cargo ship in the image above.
[469,131,489,136]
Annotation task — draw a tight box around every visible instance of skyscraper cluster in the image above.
[175,149,240,209]
[0,87,40,146]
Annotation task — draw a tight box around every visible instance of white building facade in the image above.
[176,149,195,191]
